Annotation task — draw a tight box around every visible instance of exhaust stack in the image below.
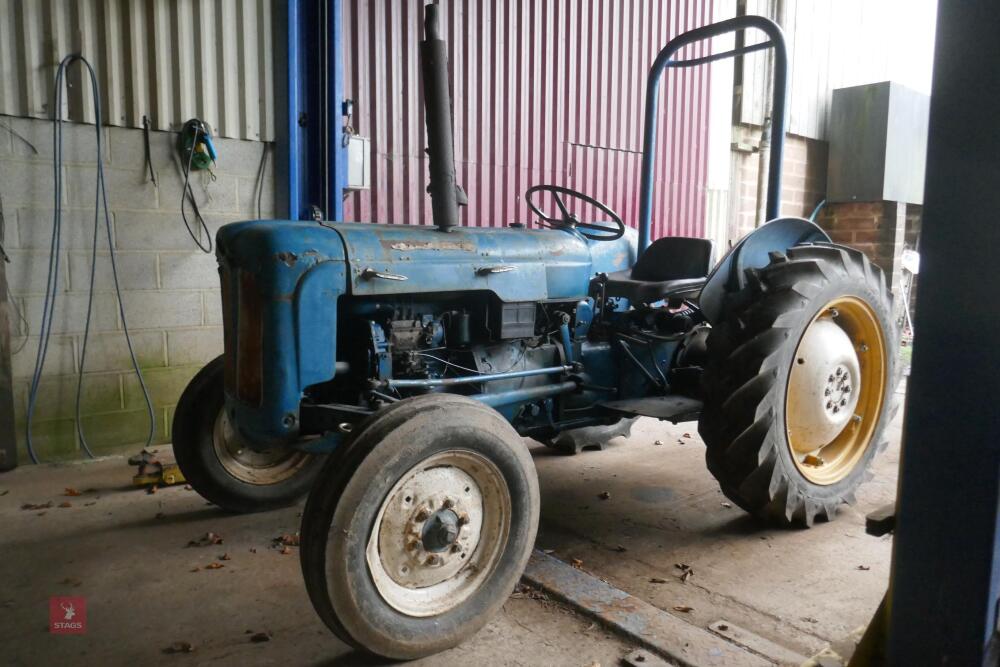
[421,3,466,231]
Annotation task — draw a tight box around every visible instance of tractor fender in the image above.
[699,216,830,325]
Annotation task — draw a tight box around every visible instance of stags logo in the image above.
[49,597,86,634]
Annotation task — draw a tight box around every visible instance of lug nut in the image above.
[826,401,833,409]
[828,374,835,383]
[406,539,419,552]
[425,555,440,566]
[415,508,430,521]
[836,367,843,377]
[833,405,840,413]
[457,513,470,526]
[442,498,455,509]
[824,388,831,396]
[840,398,847,407]
[451,544,462,553]
[844,385,851,393]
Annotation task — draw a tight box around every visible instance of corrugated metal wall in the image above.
[740,0,937,140]
[0,0,276,141]
[343,0,715,241]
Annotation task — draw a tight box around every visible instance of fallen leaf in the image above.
[187,532,224,548]
[653,440,664,446]
[597,491,611,501]
[21,501,53,511]
[856,565,871,571]
[59,577,82,587]
[673,605,694,613]
[273,533,300,547]
[204,562,225,570]
[682,433,691,438]
[64,488,81,497]
[649,577,668,584]
[677,439,685,445]
[571,558,584,569]
[250,632,271,643]
[674,563,694,582]
[801,616,819,623]
[58,501,72,508]
[162,641,195,654]
[220,553,231,561]
[613,545,627,553]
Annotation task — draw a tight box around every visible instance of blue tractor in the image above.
[172,8,897,659]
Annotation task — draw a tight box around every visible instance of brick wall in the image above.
[730,125,829,241]
[0,115,274,462]
[816,201,922,313]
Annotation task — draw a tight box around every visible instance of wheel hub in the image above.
[212,411,309,485]
[367,449,511,617]
[377,464,485,590]
[787,316,861,450]
[784,296,888,485]
[421,508,461,552]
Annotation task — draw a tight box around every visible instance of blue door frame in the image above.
[286,0,346,222]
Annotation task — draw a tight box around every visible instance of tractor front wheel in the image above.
[699,244,898,526]
[172,356,322,513]
[300,394,539,660]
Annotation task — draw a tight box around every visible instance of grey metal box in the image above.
[827,81,930,204]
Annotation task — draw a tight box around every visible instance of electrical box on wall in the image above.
[345,135,371,191]
[827,81,930,204]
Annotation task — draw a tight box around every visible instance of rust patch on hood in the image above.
[276,251,298,267]
[384,240,476,252]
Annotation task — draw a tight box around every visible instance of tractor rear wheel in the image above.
[699,244,898,526]
[172,356,322,513]
[300,394,539,660]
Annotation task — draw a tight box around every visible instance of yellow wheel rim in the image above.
[785,296,887,485]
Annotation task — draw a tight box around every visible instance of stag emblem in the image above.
[60,601,76,621]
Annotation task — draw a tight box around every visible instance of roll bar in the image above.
[637,15,789,253]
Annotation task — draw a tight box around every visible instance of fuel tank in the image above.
[215,219,635,446]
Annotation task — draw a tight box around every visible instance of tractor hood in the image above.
[332,222,635,301]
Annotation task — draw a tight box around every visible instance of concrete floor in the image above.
[0,401,902,666]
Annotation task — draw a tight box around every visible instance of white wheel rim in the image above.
[211,411,310,485]
[366,450,511,617]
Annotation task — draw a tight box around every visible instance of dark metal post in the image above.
[421,4,463,232]
[0,259,16,470]
[887,1,1000,663]
[636,16,787,253]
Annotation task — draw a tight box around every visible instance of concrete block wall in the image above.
[0,115,275,462]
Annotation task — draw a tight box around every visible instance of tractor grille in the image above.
[220,265,263,406]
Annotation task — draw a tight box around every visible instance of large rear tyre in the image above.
[699,244,898,527]
[172,356,321,513]
[300,394,540,660]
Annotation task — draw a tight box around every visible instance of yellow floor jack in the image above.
[129,449,186,488]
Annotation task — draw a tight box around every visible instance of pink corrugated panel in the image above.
[343,0,713,241]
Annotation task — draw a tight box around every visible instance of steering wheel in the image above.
[525,184,626,241]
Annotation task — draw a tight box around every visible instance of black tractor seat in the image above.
[598,236,714,304]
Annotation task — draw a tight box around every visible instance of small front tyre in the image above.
[300,394,540,660]
[699,244,898,526]
[171,356,322,513]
